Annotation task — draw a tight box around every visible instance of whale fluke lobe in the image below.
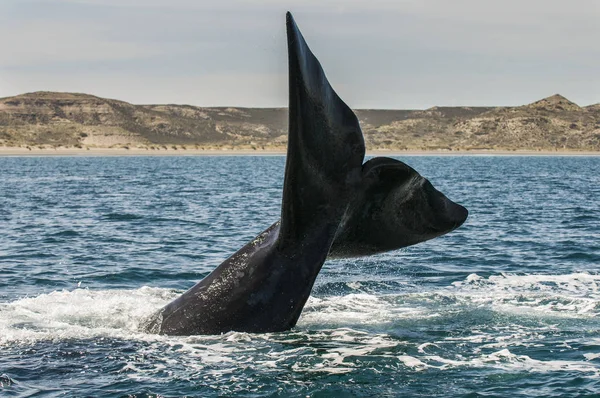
[280,12,365,247]
[329,157,469,258]
[145,13,468,336]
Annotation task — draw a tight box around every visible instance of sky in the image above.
[1,0,598,109]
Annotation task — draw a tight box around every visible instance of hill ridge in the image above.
[1,91,598,151]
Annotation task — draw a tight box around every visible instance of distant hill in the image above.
[1,91,599,151]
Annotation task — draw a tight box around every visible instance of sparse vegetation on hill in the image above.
[0,92,598,151]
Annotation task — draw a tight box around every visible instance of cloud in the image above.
[0,0,598,107]
[0,22,160,68]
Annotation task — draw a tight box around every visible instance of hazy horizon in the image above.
[1,0,599,109]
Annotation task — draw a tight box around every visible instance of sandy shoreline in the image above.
[0,147,599,157]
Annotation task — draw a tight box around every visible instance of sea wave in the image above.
[0,287,177,345]
[2,272,600,346]
[450,272,600,315]
[1,277,599,390]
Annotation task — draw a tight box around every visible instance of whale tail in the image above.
[144,12,468,336]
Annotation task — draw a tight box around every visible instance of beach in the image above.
[1,146,599,157]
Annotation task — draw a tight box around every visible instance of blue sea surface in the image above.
[0,155,599,397]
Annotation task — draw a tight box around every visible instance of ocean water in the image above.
[0,155,599,397]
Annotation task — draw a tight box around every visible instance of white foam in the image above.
[0,286,177,345]
[390,348,600,375]
[421,349,600,375]
[299,293,434,328]
[3,272,596,346]
[2,273,598,346]
[455,272,600,294]
[0,288,406,377]
[1,273,600,379]
[450,272,600,316]
[398,355,429,371]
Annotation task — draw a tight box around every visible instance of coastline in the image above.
[0,146,599,157]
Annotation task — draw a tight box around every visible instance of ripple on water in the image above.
[1,156,600,396]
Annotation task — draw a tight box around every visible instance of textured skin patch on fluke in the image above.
[145,13,467,336]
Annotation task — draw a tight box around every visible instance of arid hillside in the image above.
[0,91,598,151]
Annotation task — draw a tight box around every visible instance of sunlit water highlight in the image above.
[0,156,599,397]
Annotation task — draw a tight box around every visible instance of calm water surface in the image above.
[0,155,599,397]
